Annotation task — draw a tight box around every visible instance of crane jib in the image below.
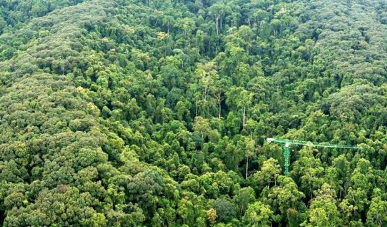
[266,137,360,176]
[267,138,359,149]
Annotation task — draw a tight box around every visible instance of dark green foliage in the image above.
[213,198,236,223]
[1,0,387,226]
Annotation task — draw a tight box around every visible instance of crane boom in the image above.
[267,138,360,176]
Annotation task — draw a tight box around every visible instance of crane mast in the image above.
[267,138,360,176]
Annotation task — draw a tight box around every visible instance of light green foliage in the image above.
[234,187,255,217]
[366,189,387,227]
[302,183,342,227]
[242,201,274,227]
[0,0,387,226]
[252,158,281,190]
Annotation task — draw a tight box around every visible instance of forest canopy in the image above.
[1,0,387,226]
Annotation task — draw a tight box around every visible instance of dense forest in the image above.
[1,0,387,226]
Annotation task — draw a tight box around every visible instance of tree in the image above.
[234,187,255,217]
[346,158,375,214]
[252,158,281,189]
[193,116,211,140]
[207,208,218,225]
[213,199,236,223]
[195,61,219,117]
[226,87,253,129]
[291,148,324,199]
[302,183,342,227]
[268,176,305,226]
[366,190,387,227]
[242,201,274,227]
[209,2,225,35]
[244,137,255,179]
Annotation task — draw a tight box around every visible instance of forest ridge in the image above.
[1,0,387,226]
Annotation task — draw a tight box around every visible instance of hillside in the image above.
[1,0,387,226]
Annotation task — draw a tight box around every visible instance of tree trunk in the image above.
[243,106,246,128]
[217,93,221,119]
[195,98,198,117]
[215,16,219,35]
[203,86,208,101]
[245,156,249,179]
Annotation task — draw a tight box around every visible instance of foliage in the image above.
[1,0,387,226]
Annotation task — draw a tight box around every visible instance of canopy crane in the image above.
[267,138,360,176]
